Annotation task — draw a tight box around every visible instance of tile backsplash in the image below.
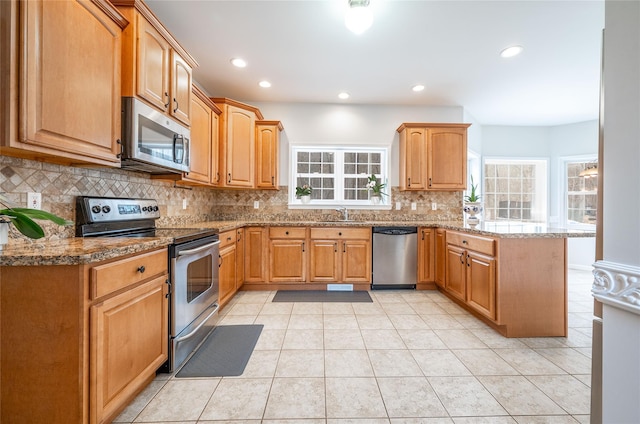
[0,155,462,243]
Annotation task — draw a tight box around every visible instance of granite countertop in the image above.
[1,220,594,267]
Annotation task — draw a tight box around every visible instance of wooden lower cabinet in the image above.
[465,251,496,320]
[0,248,168,424]
[445,244,467,302]
[236,228,245,290]
[435,228,446,288]
[418,227,435,284]
[309,227,371,284]
[269,231,307,283]
[219,229,237,306]
[244,226,268,283]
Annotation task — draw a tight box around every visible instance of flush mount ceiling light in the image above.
[345,0,373,35]
[500,45,523,58]
[230,58,247,68]
[338,92,350,100]
[259,80,272,88]
[412,84,425,92]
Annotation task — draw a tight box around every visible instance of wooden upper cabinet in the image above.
[213,98,264,188]
[115,0,197,126]
[397,123,470,191]
[256,121,283,189]
[0,0,127,166]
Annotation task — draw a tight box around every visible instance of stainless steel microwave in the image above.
[120,97,190,174]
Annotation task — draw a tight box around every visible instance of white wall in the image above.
[253,102,464,187]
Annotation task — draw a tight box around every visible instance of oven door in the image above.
[171,237,220,337]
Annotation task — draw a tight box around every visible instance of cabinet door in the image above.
[427,127,467,190]
[256,123,280,189]
[418,228,435,283]
[400,127,428,190]
[90,275,168,423]
[219,244,236,305]
[185,92,212,184]
[226,105,256,187]
[20,0,122,165]
[445,244,466,302]
[244,227,268,283]
[270,239,306,282]
[466,251,496,320]
[170,50,192,125]
[136,16,170,112]
[435,229,446,288]
[211,112,221,185]
[342,239,371,282]
[309,239,340,282]
[236,229,245,290]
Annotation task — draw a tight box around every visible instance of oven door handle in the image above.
[177,240,220,257]
[173,303,220,343]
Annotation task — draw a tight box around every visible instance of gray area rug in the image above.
[272,290,373,303]
[175,325,263,378]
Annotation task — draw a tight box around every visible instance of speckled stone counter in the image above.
[0,220,593,266]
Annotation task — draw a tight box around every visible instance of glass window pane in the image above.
[357,164,368,174]
[323,164,334,173]
[297,163,309,173]
[297,151,309,162]
[310,164,322,173]
[344,164,355,174]
[371,152,381,163]
[344,152,355,163]
[357,152,368,163]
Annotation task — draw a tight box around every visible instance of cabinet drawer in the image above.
[310,227,371,240]
[219,229,236,249]
[91,248,168,299]
[269,227,306,239]
[446,231,495,256]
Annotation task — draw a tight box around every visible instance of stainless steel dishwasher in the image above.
[371,227,417,289]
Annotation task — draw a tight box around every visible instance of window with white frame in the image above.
[566,159,597,228]
[290,146,388,206]
[483,158,548,223]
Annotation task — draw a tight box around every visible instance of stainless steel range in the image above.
[76,196,220,372]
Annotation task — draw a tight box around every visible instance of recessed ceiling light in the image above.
[338,92,350,100]
[500,45,523,58]
[412,85,425,92]
[230,58,247,68]
[259,80,271,88]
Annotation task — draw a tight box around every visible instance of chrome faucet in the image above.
[336,207,349,221]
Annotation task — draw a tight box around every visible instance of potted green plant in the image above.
[366,174,387,204]
[295,184,313,203]
[463,175,483,226]
[0,193,73,249]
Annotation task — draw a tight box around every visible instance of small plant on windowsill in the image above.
[366,174,387,204]
[295,184,313,203]
[463,176,482,227]
[0,193,73,249]
[463,175,481,203]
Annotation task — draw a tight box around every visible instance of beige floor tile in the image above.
[494,348,566,375]
[571,415,590,423]
[574,347,592,359]
[268,420,325,424]
[378,376,448,418]
[253,329,286,350]
[452,349,519,376]
[330,419,390,424]
[520,337,568,349]
[254,314,291,329]
[561,329,593,348]
[368,350,423,377]
[113,379,166,423]
[324,303,356,314]
[437,303,469,315]
[325,328,367,349]
[234,350,280,378]
[527,375,591,415]
[325,314,360,329]
[513,416,581,423]
[381,302,416,315]
[453,315,491,330]
[352,303,387,315]
[326,377,387,418]
[468,329,528,349]
[325,349,375,377]
[478,375,565,415]
[361,329,407,349]
[411,350,472,377]
[535,348,592,374]
[276,349,324,377]
[573,374,592,387]
[288,314,324,329]
[134,379,219,422]
[453,418,517,423]
[218,314,257,325]
[391,419,454,424]
[421,315,465,330]
[409,302,448,315]
[199,378,271,420]
[282,329,324,349]
[433,329,488,349]
[292,302,324,314]
[568,312,593,328]
[261,302,295,315]
[226,303,264,316]
[357,314,396,329]
[389,314,430,330]
[235,291,272,304]
[373,292,409,304]
[428,376,508,417]
[398,329,448,350]
[264,377,326,419]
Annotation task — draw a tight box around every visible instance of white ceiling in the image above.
[145,0,604,126]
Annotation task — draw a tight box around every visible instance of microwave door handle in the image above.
[174,134,184,164]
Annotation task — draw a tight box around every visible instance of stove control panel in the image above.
[80,197,160,223]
